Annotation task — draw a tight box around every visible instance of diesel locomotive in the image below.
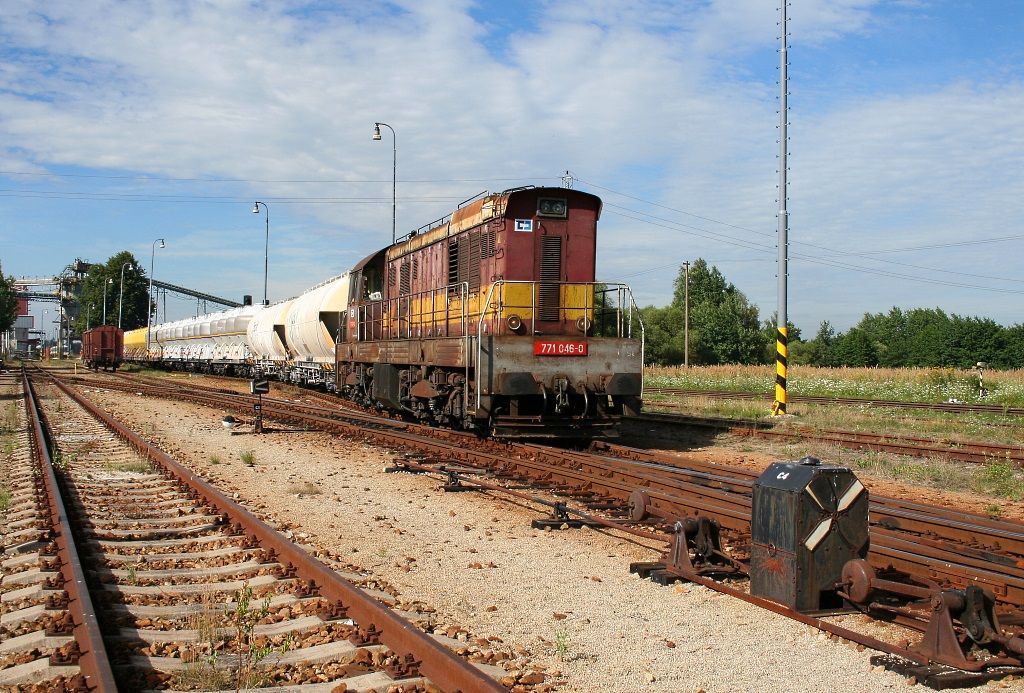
[123,186,644,438]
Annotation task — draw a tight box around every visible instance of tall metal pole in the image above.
[102,278,110,325]
[373,122,397,245]
[773,2,790,416]
[683,261,690,368]
[253,201,269,305]
[118,262,131,329]
[147,238,165,355]
[57,279,64,359]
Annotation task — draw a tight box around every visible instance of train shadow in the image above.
[615,417,724,453]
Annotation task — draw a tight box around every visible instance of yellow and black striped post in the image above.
[772,326,788,415]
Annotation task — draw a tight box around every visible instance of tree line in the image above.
[641,259,1024,369]
[0,252,151,341]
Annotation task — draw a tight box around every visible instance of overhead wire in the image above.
[0,170,558,184]
[586,177,1024,290]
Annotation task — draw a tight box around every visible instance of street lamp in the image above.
[102,277,113,325]
[372,122,396,245]
[147,238,165,353]
[252,201,269,305]
[118,262,132,329]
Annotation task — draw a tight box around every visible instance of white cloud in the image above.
[0,0,1021,331]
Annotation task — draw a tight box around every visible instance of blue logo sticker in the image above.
[515,219,534,232]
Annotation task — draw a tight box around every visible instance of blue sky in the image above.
[2,0,1023,337]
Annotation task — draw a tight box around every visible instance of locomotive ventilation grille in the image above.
[539,235,562,322]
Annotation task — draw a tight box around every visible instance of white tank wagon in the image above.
[151,305,262,374]
[246,299,294,376]
[282,273,351,385]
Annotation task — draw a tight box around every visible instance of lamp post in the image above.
[102,277,113,325]
[118,262,132,329]
[252,201,269,305]
[147,238,165,353]
[86,304,94,330]
[372,122,396,245]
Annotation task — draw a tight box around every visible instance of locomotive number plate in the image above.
[534,340,588,356]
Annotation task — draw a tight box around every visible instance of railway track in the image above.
[56,369,1024,609]
[644,386,1024,417]
[38,367,1024,684]
[630,410,1024,466]
[3,369,504,691]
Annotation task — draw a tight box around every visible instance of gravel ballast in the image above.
[76,380,1021,692]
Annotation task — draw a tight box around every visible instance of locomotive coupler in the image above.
[553,378,570,414]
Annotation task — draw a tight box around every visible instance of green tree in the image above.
[832,328,878,367]
[639,304,685,365]
[673,259,764,365]
[903,308,952,366]
[75,252,148,335]
[806,321,837,367]
[0,264,17,334]
[1000,325,1024,369]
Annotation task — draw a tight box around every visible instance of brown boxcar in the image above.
[81,326,124,371]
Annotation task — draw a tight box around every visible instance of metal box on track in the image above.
[750,456,869,612]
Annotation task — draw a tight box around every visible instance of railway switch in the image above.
[751,456,869,612]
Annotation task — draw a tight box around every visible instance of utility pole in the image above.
[773,1,790,416]
[683,261,690,367]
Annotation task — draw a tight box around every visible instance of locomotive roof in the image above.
[384,186,601,262]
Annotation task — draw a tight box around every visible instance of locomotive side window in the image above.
[537,197,568,218]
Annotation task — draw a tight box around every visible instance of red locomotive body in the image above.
[81,326,123,371]
[337,186,644,439]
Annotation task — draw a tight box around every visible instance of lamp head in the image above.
[372,123,382,141]
[158,238,165,249]
[252,202,260,213]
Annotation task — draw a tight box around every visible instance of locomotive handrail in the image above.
[473,280,645,411]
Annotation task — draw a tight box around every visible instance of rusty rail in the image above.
[56,369,1024,611]
[633,410,1024,466]
[22,369,119,693]
[36,369,505,693]
[643,386,1024,417]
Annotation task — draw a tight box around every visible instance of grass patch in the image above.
[849,452,1024,501]
[1,402,17,433]
[209,454,221,464]
[977,460,1023,499]
[555,627,570,661]
[0,485,10,513]
[240,450,256,466]
[647,364,1024,406]
[103,460,153,474]
[287,481,322,496]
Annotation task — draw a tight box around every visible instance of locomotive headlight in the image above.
[537,198,568,218]
[576,316,592,334]
[507,314,523,332]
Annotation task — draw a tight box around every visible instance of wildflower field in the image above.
[646,365,1024,407]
